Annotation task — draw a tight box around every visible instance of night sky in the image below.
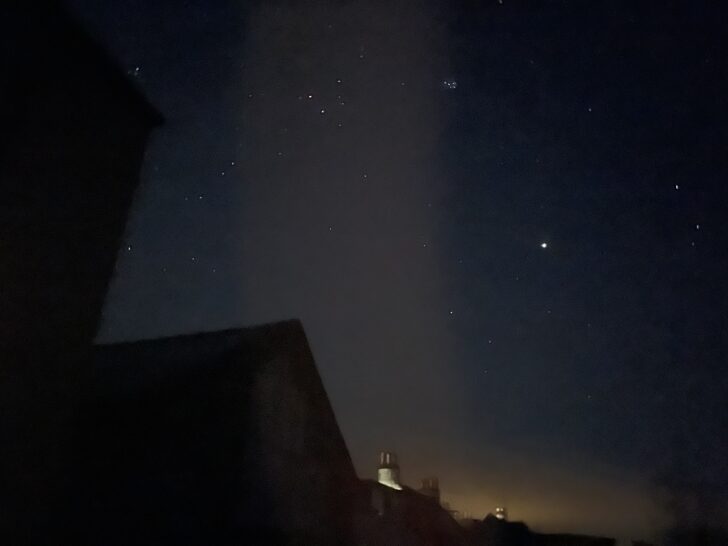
[67,0,728,540]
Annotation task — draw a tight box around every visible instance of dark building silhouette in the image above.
[468,514,616,546]
[1,1,161,543]
[0,0,161,356]
[354,453,470,545]
[361,480,468,546]
[419,477,442,504]
[77,321,363,545]
[532,532,616,546]
[470,514,533,546]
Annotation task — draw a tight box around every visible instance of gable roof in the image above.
[82,320,360,544]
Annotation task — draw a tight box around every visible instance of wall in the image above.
[79,321,362,545]
[0,3,160,542]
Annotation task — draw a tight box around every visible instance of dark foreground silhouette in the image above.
[3,2,723,545]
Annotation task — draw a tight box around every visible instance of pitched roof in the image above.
[92,319,323,393]
[82,320,360,543]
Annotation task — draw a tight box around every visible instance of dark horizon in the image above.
[57,0,728,541]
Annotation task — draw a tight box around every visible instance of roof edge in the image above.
[94,318,305,348]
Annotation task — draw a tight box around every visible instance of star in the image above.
[540,242,548,249]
